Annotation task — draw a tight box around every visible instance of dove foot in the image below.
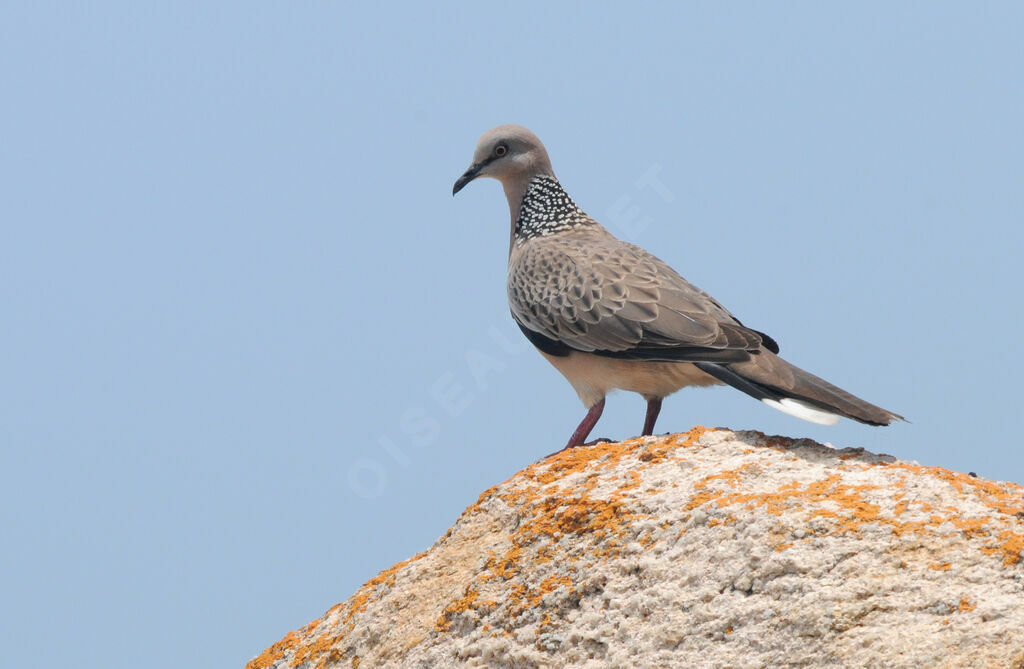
[542,434,612,460]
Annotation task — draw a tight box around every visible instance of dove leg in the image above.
[565,398,605,448]
[642,397,662,436]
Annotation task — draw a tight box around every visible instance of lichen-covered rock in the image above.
[246,428,1024,669]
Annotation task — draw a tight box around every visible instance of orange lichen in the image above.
[246,631,298,669]
[290,631,346,669]
[641,425,709,463]
[694,463,758,491]
[929,562,952,571]
[673,447,1024,577]
[435,586,480,631]
[959,597,977,612]
[456,483,501,520]
[893,465,1024,514]
[620,470,642,493]
[529,575,574,607]
[684,473,884,533]
[980,529,1024,566]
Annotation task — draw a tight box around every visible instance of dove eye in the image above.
[494,144,508,157]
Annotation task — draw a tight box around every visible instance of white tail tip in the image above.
[762,398,842,426]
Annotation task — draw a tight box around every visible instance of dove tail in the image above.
[695,354,904,427]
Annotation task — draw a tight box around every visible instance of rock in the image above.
[246,427,1024,669]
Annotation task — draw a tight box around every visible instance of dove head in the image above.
[452,125,555,210]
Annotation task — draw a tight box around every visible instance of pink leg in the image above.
[642,397,662,436]
[565,398,606,448]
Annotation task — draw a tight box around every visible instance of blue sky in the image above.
[2,3,1022,667]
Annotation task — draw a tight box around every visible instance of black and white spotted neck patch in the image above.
[514,176,594,245]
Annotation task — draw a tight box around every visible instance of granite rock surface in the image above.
[247,427,1024,668]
